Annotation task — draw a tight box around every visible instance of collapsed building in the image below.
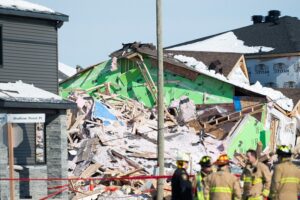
[59,42,300,199]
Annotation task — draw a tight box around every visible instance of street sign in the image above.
[7,114,45,123]
[0,113,45,123]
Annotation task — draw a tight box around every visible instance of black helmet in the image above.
[199,156,212,167]
[276,145,292,157]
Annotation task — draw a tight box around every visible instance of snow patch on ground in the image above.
[0,80,62,101]
[0,0,55,13]
[169,32,274,54]
[59,62,76,77]
[174,55,293,111]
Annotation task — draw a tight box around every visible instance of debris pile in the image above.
[66,90,204,199]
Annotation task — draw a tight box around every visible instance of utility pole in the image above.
[156,0,165,199]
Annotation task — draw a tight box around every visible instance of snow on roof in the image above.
[59,62,76,77]
[169,32,274,54]
[0,0,55,14]
[0,80,62,102]
[174,55,294,111]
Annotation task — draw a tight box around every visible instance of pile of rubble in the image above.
[66,90,206,199]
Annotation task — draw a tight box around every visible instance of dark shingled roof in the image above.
[165,51,243,77]
[276,88,300,105]
[166,16,300,55]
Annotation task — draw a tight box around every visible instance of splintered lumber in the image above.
[69,115,86,131]
[187,119,202,133]
[121,168,144,177]
[67,109,78,129]
[85,84,105,92]
[80,163,102,178]
[256,141,263,157]
[67,132,74,146]
[110,149,142,169]
[234,153,246,168]
[202,104,264,128]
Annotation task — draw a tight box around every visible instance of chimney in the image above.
[76,65,83,73]
[252,15,264,24]
[265,10,281,23]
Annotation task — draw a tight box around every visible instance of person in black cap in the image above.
[194,156,213,200]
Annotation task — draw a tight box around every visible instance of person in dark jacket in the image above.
[171,152,193,200]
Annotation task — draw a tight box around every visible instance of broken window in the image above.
[255,64,269,74]
[283,81,296,88]
[36,123,45,164]
[273,62,289,73]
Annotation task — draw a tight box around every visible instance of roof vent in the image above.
[252,15,264,24]
[268,10,281,18]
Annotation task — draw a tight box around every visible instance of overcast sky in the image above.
[30,0,300,68]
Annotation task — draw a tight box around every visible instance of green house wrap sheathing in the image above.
[59,58,234,108]
[227,114,270,158]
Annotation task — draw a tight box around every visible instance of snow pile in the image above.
[228,65,249,84]
[59,62,76,77]
[0,80,62,101]
[169,32,274,54]
[0,0,55,13]
[174,55,294,111]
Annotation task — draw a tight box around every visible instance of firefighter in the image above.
[194,156,213,200]
[269,145,300,200]
[242,149,271,200]
[171,152,193,200]
[204,154,241,200]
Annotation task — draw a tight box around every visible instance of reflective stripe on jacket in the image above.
[195,173,205,200]
[242,161,271,199]
[270,160,300,200]
[204,167,241,200]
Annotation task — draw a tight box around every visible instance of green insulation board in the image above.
[59,58,234,108]
[227,114,270,158]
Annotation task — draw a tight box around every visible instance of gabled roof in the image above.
[165,51,243,77]
[276,88,300,105]
[0,0,68,23]
[166,16,300,55]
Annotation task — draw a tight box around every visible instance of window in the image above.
[273,63,289,73]
[255,64,269,74]
[283,81,296,88]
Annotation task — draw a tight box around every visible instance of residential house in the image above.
[166,10,300,89]
[0,1,75,199]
